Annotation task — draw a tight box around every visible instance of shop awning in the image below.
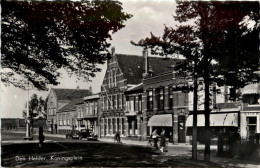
[186,113,238,127]
[242,83,260,94]
[148,114,172,127]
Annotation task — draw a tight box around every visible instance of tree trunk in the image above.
[204,55,211,161]
[192,73,198,160]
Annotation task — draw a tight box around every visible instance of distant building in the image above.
[57,98,83,134]
[46,88,92,134]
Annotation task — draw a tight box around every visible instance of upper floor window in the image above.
[126,96,134,112]
[94,102,98,115]
[81,108,84,118]
[90,103,93,114]
[114,69,117,87]
[157,88,164,110]
[86,103,89,115]
[147,90,153,111]
[169,86,173,109]
[138,95,142,112]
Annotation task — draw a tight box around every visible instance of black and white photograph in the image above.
[1,0,260,167]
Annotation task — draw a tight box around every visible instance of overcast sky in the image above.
[1,0,177,118]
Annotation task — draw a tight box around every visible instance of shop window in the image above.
[247,116,257,137]
[147,90,153,111]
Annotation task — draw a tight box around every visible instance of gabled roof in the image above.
[58,98,84,112]
[116,54,178,85]
[52,88,92,101]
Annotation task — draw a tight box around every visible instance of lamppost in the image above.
[24,80,33,140]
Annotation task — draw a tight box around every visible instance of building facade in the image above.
[143,70,189,143]
[100,47,185,141]
[46,88,92,134]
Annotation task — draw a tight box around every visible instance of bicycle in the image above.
[147,137,154,147]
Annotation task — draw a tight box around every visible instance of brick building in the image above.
[100,47,184,141]
[46,88,92,134]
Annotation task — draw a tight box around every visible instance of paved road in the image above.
[2,131,260,167]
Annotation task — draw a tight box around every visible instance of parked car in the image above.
[66,129,90,139]
[87,133,98,141]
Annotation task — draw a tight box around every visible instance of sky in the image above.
[1,0,177,118]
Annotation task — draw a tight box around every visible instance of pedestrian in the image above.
[152,129,159,148]
[160,129,166,153]
[115,131,121,143]
[38,127,45,148]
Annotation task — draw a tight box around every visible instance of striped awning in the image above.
[186,113,238,127]
[148,114,172,127]
[242,83,260,94]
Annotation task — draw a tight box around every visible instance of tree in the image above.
[2,1,132,90]
[24,94,47,119]
[132,1,259,161]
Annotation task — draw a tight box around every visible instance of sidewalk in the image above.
[99,138,259,168]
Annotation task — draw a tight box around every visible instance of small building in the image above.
[57,98,83,134]
[80,93,100,135]
[46,88,92,134]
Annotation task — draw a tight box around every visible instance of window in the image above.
[95,102,98,115]
[157,88,164,110]
[110,95,113,110]
[78,108,81,118]
[147,90,153,111]
[81,108,83,118]
[86,103,89,115]
[59,114,62,126]
[53,108,56,115]
[138,95,142,112]
[111,69,114,87]
[134,96,138,112]
[115,95,117,109]
[247,117,257,137]
[169,86,173,109]
[121,94,124,110]
[114,70,117,86]
[117,94,120,109]
[90,103,93,114]
[67,114,70,126]
[63,114,66,125]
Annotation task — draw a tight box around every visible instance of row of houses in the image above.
[46,47,260,143]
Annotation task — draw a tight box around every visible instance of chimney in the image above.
[111,47,115,57]
[89,86,92,94]
[142,48,148,77]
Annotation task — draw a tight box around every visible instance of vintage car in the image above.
[66,129,90,139]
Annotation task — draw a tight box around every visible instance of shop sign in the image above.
[244,112,260,116]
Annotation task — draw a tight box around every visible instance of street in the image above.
[1,131,259,167]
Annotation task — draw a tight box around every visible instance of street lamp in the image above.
[24,80,33,140]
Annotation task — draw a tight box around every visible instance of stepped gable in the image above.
[53,88,92,101]
[116,54,178,85]
[58,98,84,112]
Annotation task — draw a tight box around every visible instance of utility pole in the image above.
[24,80,33,140]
